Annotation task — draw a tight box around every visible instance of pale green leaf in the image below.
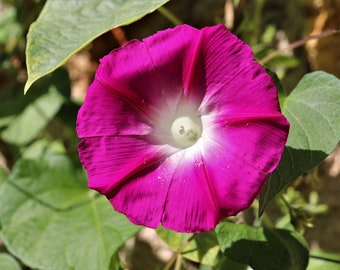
[157,227,219,267]
[22,138,66,159]
[0,5,21,45]
[308,250,340,270]
[1,87,64,145]
[0,253,22,270]
[24,0,170,93]
[216,222,309,270]
[0,168,8,193]
[259,71,340,214]
[0,155,141,270]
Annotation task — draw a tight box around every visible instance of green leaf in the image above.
[259,71,340,214]
[0,5,21,45]
[1,86,64,145]
[157,227,220,266]
[24,0,170,93]
[0,154,141,270]
[216,222,309,270]
[22,138,66,159]
[308,250,340,270]
[0,253,22,270]
[213,258,248,270]
[0,167,8,193]
[266,54,299,68]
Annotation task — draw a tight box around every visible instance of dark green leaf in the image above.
[259,71,340,214]
[219,259,248,270]
[24,0,169,93]
[0,155,141,270]
[216,222,309,270]
[266,68,287,106]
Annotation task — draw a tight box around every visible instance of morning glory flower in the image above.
[77,24,290,233]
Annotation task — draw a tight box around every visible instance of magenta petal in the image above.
[200,72,282,117]
[108,148,219,233]
[143,25,206,109]
[199,24,281,116]
[77,80,152,137]
[199,116,289,217]
[95,25,205,118]
[207,113,289,175]
[201,24,253,86]
[78,136,176,194]
[95,39,166,112]
[107,157,177,229]
[160,149,220,232]
[77,24,290,233]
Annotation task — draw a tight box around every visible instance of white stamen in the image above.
[171,116,202,148]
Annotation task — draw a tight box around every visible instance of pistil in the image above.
[171,116,202,148]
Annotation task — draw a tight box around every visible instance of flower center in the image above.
[171,116,202,148]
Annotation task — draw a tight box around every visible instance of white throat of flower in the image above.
[171,116,202,148]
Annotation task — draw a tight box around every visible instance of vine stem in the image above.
[157,6,183,26]
[259,29,340,65]
[163,234,196,270]
[174,254,183,270]
[310,255,340,264]
[280,194,291,209]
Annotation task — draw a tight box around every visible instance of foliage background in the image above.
[0,0,340,269]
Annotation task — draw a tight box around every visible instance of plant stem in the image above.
[260,212,274,228]
[157,6,183,26]
[280,194,291,209]
[163,234,196,270]
[174,255,183,270]
[259,29,340,65]
[310,255,340,264]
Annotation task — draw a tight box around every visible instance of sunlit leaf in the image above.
[22,138,66,159]
[158,227,220,266]
[259,71,340,214]
[0,155,141,270]
[216,222,309,270]
[308,250,340,270]
[24,0,170,93]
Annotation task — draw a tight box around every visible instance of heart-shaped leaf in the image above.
[0,155,141,270]
[259,71,340,214]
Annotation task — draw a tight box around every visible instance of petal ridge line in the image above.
[94,75,158,127]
